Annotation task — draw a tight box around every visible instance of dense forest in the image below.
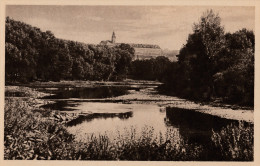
[5,10,254,106]
[5,17,134,83]
[130,10,254,106]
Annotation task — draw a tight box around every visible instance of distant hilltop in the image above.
[99,31,162,60]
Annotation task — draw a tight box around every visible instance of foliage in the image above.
[211,122,254,161]
[130,56,171,81]
[160,10,254,106]
[213,29,254,105]
[4,98,77,159]
[76,127,203,160]
[5,17,134,83]
[175,10,226,100]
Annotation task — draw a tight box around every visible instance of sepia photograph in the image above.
[1,0,259,164]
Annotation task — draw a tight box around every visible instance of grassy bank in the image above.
[4,97,253,160]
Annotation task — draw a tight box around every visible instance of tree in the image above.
[5,43,23,82]
[176,9,226,99]
[72,57,85,80]
[213,29,254,105]
[193,9,226,60]
[109,44,134,80]
[153,56,171,81]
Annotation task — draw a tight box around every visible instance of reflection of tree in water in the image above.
[164,107,241,145]
[40,101,79,111]
[66,111,133,127]
[40,86,129,99]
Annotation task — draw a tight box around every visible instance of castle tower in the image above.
[111,31,116,44]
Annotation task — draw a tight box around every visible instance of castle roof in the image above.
[129,43,160,49]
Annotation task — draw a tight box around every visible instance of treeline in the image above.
[130,10,254,106]
[130,56,171,80]
[5,17,134,83]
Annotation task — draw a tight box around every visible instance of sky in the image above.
[6,5,255,50]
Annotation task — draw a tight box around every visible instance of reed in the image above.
[76,127,203,160]
[211,122,254,161]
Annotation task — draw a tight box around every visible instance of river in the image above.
[23,80,251,146]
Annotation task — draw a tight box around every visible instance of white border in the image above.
[0,1,259,166]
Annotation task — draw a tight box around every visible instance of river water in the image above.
[34,84,248,145]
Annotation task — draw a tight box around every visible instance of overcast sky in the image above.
[6,5,255,50]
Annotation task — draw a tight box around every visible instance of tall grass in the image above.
[4,98,253,160]
[4,98,77,159]
[211,122,254,161]
[76,127,203,160]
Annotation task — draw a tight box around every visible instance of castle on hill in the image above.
[99,31,162,60]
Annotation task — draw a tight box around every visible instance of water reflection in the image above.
[66,104,167,141]
[49,100,250,147]
[37,85,252,150]
[41,101,79,111]
[67,111,133,126]
[38,86,129,99]
[164,107,250,145]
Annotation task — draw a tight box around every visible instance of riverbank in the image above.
[5,80,254,123]
[4,82,254,160]
[111,87,253,123]
[7,79,162,88]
